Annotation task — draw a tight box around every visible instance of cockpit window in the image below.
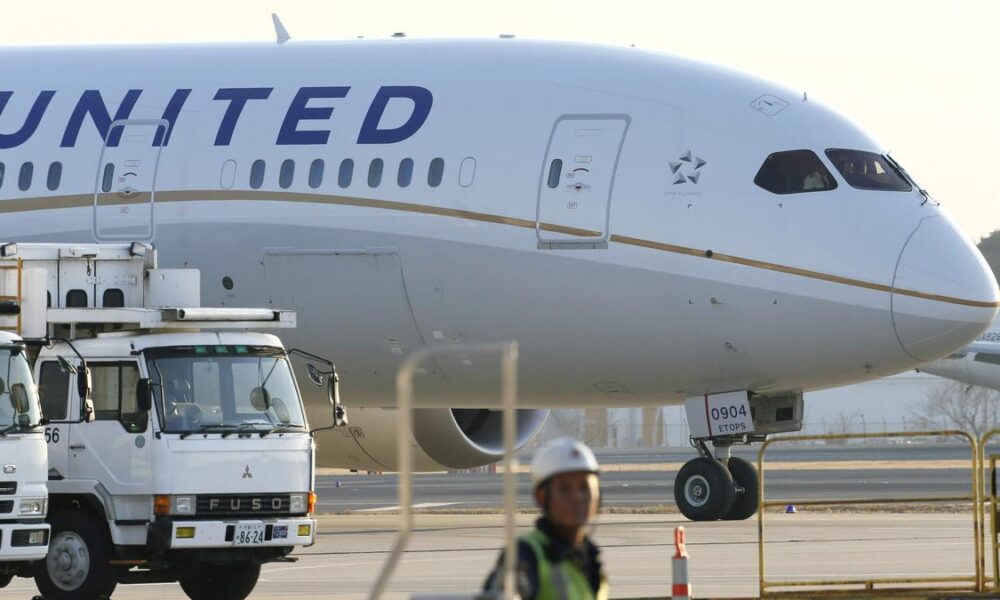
[825,149,912,192]
[753,150,837,195]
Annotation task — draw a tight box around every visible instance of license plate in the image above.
[233,522,266,546]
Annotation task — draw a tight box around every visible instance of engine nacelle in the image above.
[317,407,549,471]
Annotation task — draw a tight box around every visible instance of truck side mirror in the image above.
[307,364,324,387]
[329,369,347,427]
[136,378,152,412]
[78,365,95,423]
[9,383,28,414]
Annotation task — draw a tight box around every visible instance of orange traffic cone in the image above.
[672,526,691,600]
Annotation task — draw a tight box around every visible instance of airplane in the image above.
[918,315,1000,390]
[0,35,996,520]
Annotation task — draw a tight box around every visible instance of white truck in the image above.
[0,328,50,590]
[0,242,345,600]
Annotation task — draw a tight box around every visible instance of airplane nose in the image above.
[891,215,1000,362]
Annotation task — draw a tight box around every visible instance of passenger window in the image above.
[38,361,70,421]
[368,158,384,188]
[102,163,114,193]
[338,159,354,188]
[825,149,912,192]
[754,150,837,194]
[250,159,266,189]
[309,159,324,189]
[47,162,62,191]
[428,158,445,187]
[459,157,476,187]
[90,362,145,433]
[279,159,295,189]
[398,158,414,188]
[18,162,33,192]
[547,159,563,189]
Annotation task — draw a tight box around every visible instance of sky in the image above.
[4,0,1000,240]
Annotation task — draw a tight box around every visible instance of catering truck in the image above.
[0,328,50,590]
[0,242,345,600]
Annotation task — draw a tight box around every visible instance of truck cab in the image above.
[0,331,50,589]
[36,331,320,600]
[0,242,342,600]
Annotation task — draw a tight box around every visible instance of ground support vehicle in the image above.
[0,242,344,600]
[0,329,49,589]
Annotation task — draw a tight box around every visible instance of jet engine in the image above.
[316,407,549,471]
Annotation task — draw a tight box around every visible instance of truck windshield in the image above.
[0,347,42,434]
[145,345,307,435]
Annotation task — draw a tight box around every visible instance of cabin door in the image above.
[93,119,168,242]
[536,114,630,249]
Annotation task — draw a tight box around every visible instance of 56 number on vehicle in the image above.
[44,427,60,444]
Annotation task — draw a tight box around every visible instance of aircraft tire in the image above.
[179,562,260,600]
[34,510,117,600]
[723,456,760,520]
[673,457,736,521]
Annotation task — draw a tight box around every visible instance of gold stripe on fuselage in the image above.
[2,190,996,309]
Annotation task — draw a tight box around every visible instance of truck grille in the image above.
[0,482,15,495]
[0,500,13,514]
[196,494,293,517]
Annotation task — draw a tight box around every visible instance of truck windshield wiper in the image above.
[221,422,270,438]
[178,423,239,439]
[0,423,18,437]
[260,423,304,437]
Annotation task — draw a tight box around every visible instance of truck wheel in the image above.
[34,510,117,600]
[0,571,13,588]
[180,562,261,600]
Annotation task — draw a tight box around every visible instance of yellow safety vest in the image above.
[520,530,609,600]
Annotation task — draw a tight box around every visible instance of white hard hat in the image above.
[531,437,600,488]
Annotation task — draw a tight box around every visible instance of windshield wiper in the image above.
[260,423,304,437]
[0,421,39,437]
[178,423,240,439]
[221,422,270,438]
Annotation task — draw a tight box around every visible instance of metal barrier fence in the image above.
[980,428,1000,593]
[757,430,981,597]
[368,342,519,600]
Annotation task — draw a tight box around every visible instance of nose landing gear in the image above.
[673,439,761,521]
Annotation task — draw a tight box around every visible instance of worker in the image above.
[484,437,608,600]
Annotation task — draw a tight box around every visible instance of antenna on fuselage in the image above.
[272,13,291,44]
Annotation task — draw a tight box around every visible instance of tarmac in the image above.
[0,512,984,599]
[0,444,990,599]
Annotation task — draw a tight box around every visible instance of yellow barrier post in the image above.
[977,428,1000,592]
[758,429,981,597]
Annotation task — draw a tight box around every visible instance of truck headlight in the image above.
[154,495,196,516]
[289,494,306,514]
[19,498,47,516]
[173,496,196,515]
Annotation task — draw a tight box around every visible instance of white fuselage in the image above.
[0,39,995,436]
[919,316,1000,390]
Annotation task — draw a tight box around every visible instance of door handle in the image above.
[69,444,86,450]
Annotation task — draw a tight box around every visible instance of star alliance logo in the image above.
[670,150,707,185]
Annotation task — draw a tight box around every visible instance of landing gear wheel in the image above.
[674,456,736,521]
[34,510,117,600]
[0,571,13,588]
[179,562,261,600]
[723,456,760,521]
